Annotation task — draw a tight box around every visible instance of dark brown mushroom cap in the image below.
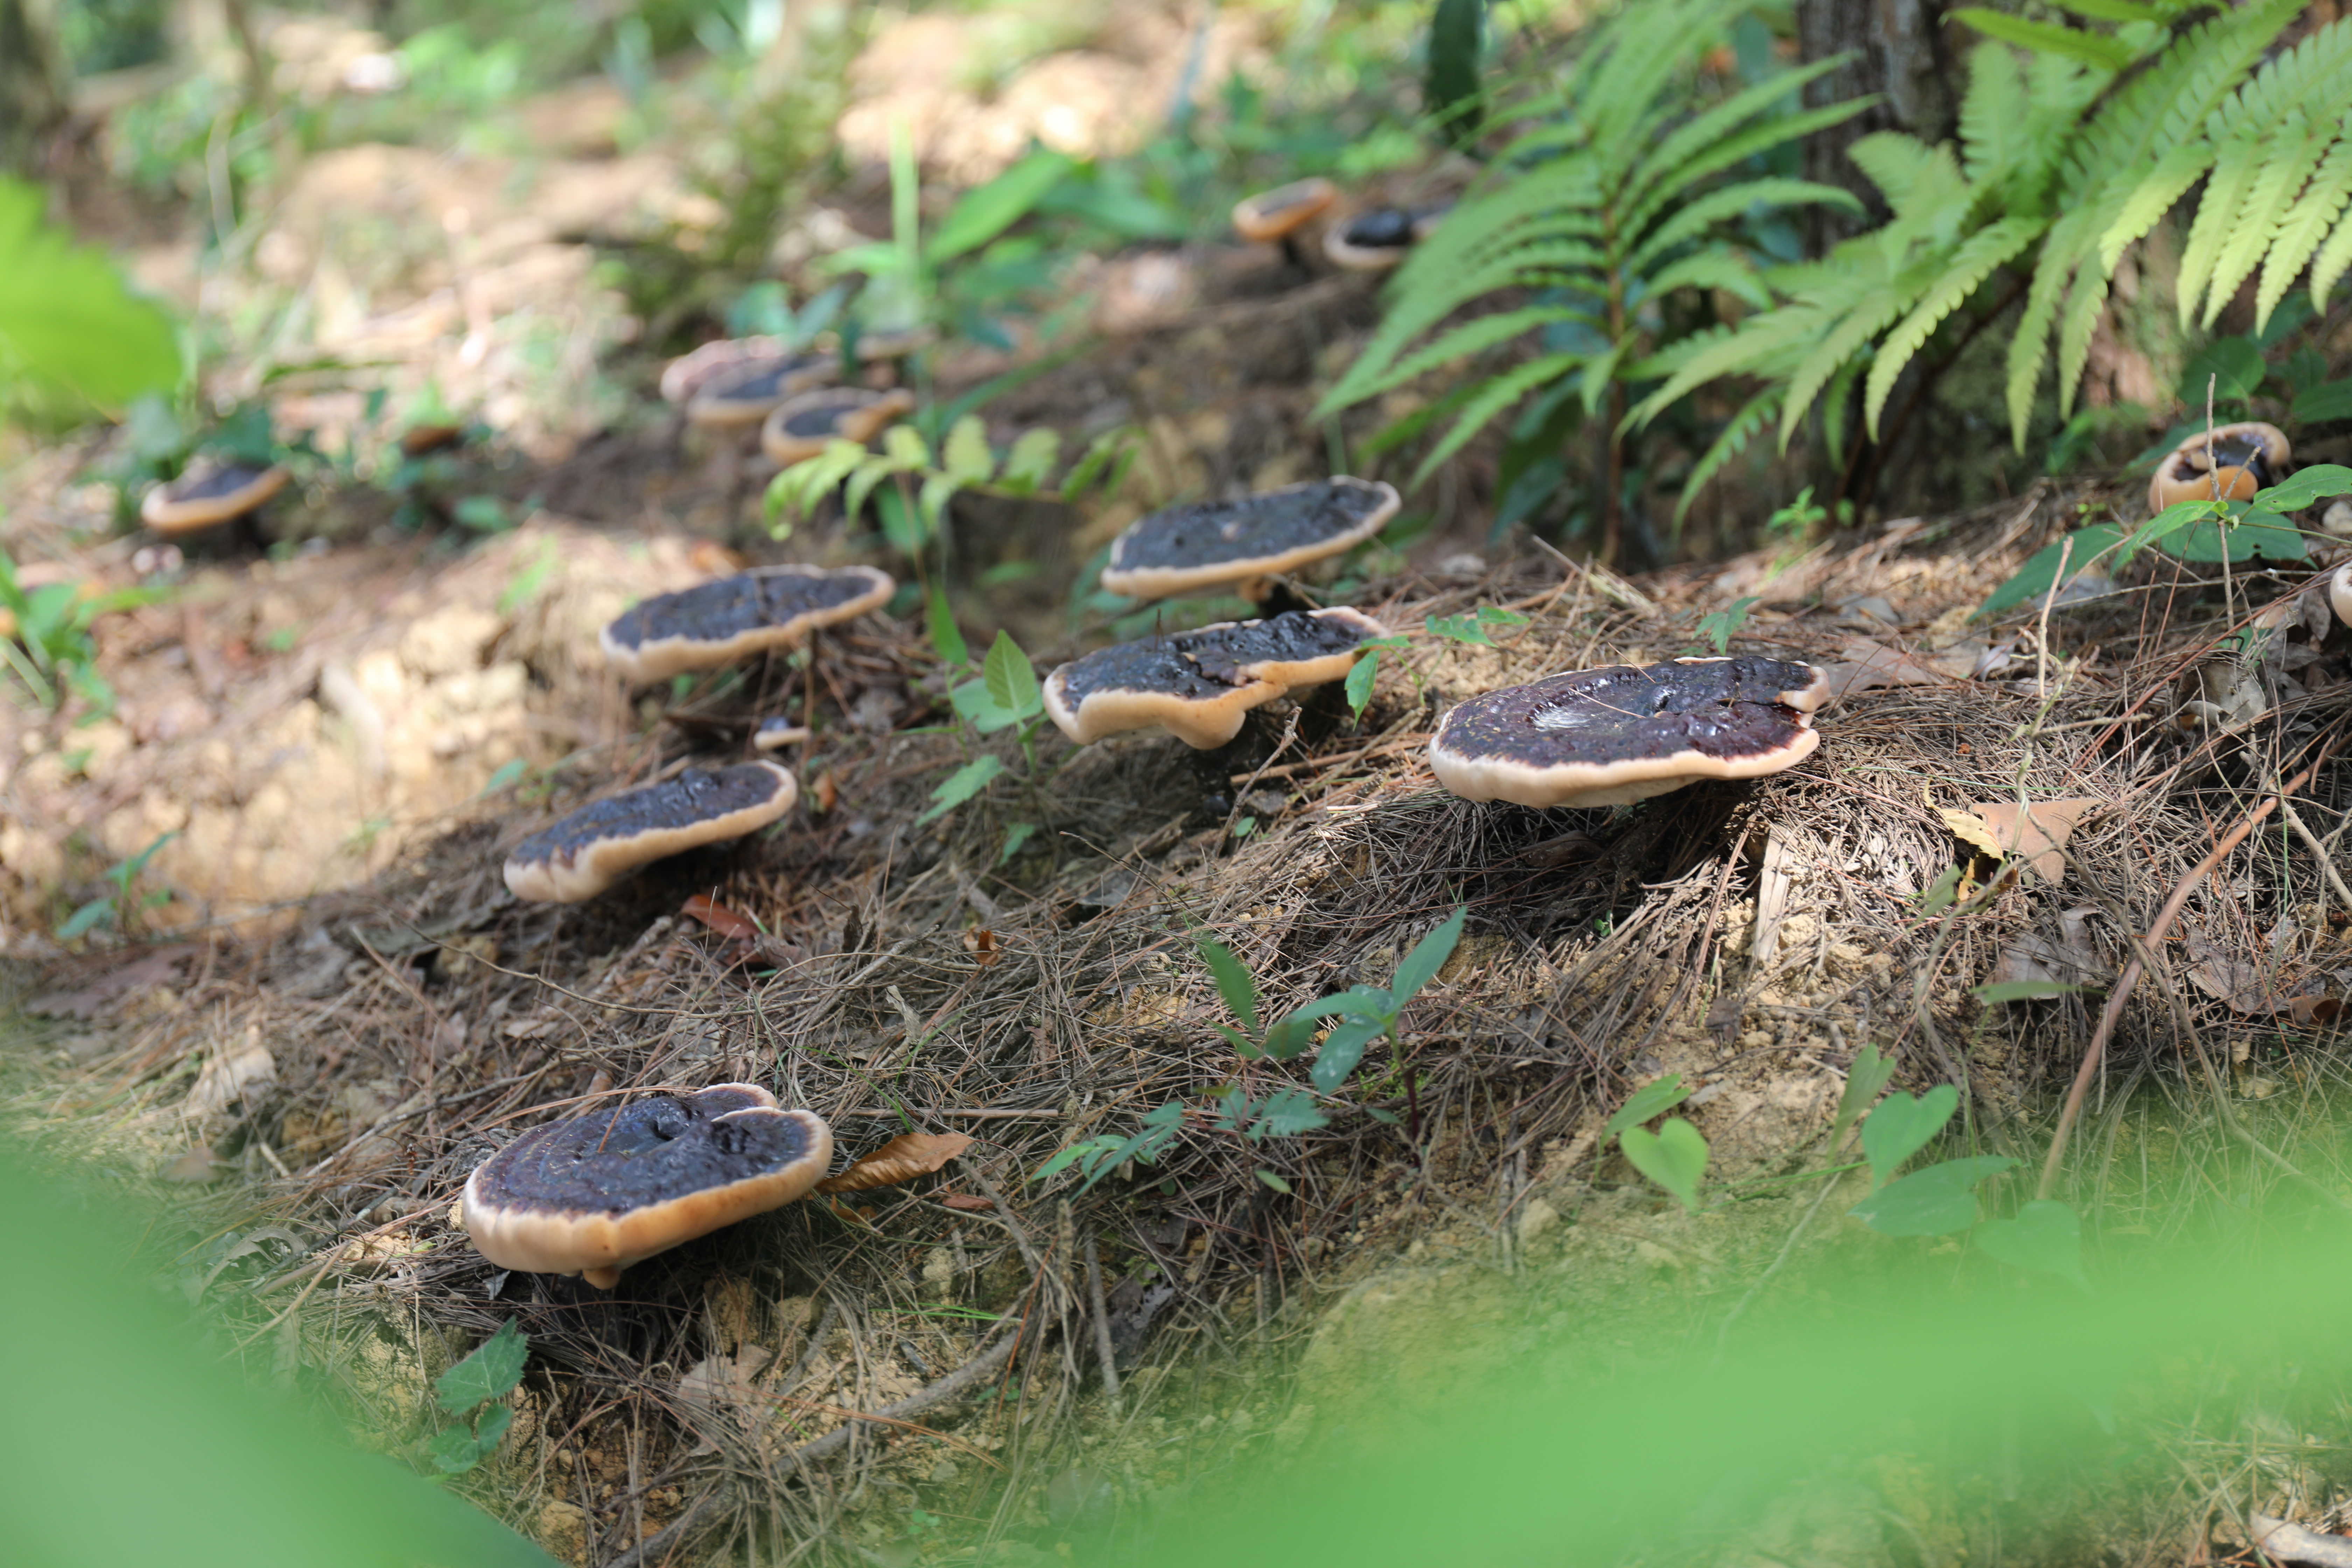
[1044,606,1388,749]
[659,335,792,405]
[2148,421,2290,512]
[1100,477,1399,601]
[503,761,798,902]
[758,387,916,467]
[460,1083,833,1288]
[397,422,465,458]
[601,564,896,682]
[1324,208,1419,271]
[685,352,835,428]
[1232,177,1338,243]
[1430,656,1830,809]
[139,462,290,534]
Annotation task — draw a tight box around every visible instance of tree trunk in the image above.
[0,0,68,178]
[1794,0,1963,248]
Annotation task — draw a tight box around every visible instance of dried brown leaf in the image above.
[1939,808,2006,863]
[1966,798,2101,884]
[682,895,759,940]
[936,1192,993,1211]
[815,1131,975,1195]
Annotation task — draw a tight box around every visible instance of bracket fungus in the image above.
[659,335,793,406]
[602,564,895,682]
[461,1083,832,1289]
[1430,656,1831,808]
[1100,477,1399,601]
[1322,206,1433,272]
[139,461,291,535]
[759,386,917,467]
[504,760,798,902]
[1231,177,1337,248]
[684,352,835,430]
[2148,421,2289,512]
[1044,606,1389,749]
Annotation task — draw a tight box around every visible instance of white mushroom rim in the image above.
[1429,656,1832,809]
[1043,606,1390,750]
[139,462,291,534]
[503,761,799,903]
[600,564,896,683]
[1100,477,1400,601]
[461,1084,832,1289]
[2147,420,2289,513]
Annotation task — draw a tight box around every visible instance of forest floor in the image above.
[7,10,2352,1568]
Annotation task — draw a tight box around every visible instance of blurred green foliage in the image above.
[0,176,181,423]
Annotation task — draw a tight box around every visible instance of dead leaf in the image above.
[161,1146,220,1183]
[1967,797,2102,884]
[814,771,838,814]
[2186,933,2269,1014]
[936,1192,993,1211]
[1939,807,2007,863]
[962,928,999,967]
[815,1131,976,1195]
[682,895,760,940]
[2289,995,2344,1027]
[187,1033,277,1116]
[27,946,196,1019]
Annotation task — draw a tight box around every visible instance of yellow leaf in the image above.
[1939,807,2006,862]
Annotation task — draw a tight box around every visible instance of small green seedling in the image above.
[1424,605,1530,647]
[428,1320,528,1475]
[58,831,177,941]
[1200,907,1466,1093]
[1695,594,1760,654]
[1620,1118,1709,1214]
[1345,634,1411,719]
[1033,1101,1186,1193]
[1605,1074,1692,1137]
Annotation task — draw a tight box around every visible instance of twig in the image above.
[2036,728,2345,1200]
[2248,1514,2352,1568]
[1084,1230,1121,1408]
[2278,798,2352,915]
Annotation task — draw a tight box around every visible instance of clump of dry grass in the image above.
[7,481,2350,1564]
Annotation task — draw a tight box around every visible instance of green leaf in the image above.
[941,416,993,485]
[0,176,183,417]
[875,485,928,555]
[1309,1017,1389,1093]
[1832,1046,1897,1144]
[1950,7,2134,69]
[981,630,1042,720]
[928,151,1071,264]
[1860,1086,1959,1190]
[427,1406,513,1475]
[997,821,1038,866]
[1198,937,1260,1037]
[1619,1119,1709,1214]
[926,586,969,667]
[2254,462,2352,512]
[1423,0,1485,148]
[1390,906,1467,1006]
[2291,380,2352,424]
[1605,1074,1691,1138]
[435,1321,528,1416]
[1977,525,2123,619]
[1001,428,1060,492]
[917,755,1005,825]
[1255,1170,1295,1195]
[1696,596,1760,654]
[56,898,113,940]
[1974,1199,2088,1288]
[1849,1155,2017,1237]
[1973,979,2082,1004]
[1345,649,1380,718]
[1248,1087,1329,1140]
[2177,336,2267,406]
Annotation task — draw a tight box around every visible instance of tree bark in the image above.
[0,0,68,178]
[1795,0,1963,247]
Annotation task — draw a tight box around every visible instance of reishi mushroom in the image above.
[1232,177,1338,265]
[503,760,799,902]
[1100,477,1399,602]
[1043,606,1390,749]
[600,564,896,683]
[2148,421,2289,512]
[1429,656,1831,808]
[659,336,794,406]
[1322,206,1438,272]
[460,1083,832,1289]
[684,352,836,430]
[758,386,917,467]
[139,460,291,536]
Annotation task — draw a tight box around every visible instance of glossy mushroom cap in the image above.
[1323,208,1420,272]
[461,1083,832,1289]
[1232,178,1338,243]
[659,335,793,405]
[601,564,895,683]
[1044,607,1389,749]
[2331,561,2352,632]
[1430,656,1831,809]
[2148,421,2290,512]
[1101,477,1399,601]
[503,761,798,902]
[140,462,290,534]
[759,387,917,467]
[685,353,835,429]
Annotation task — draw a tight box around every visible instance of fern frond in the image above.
[1952,8,2134,71]
[1673,388,1782,524]
[1958,42,2029,185]
[1641,250,1770,308]
[1338,304,1586,407]
[1779,282,1915,448]
[1580,0,1734,148]
[1845,133,1941,212]
[2094,142,2213,271]
[2261,138,2352,322]
[2003,209,2093,445]
[2060,0,2170,22]
[2052,265,2112,419]
[2308,204,2352,312]
[1620,55,1850,219]
[1625,179,1861,276]
[1408,352,1583,487]
[2173,131,2268,325]
[1630,309,1826,427]
[1618,101,1877,243]
[1863,216,2042,435]
[2203,114,2330,328]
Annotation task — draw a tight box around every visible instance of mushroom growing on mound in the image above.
[2148,421,2289,511]
[503,760,798,902]
[1100,477,1399,601]
[601,564,895,683]
[1430,656,1831,808]
[461,1083,831,1289]
[1322,206,1438,271]
[139,461,290,536]
[683,352,835,430]
[1044,606,1389,749]
[1232,177,1338,263]
[759,386,916,467]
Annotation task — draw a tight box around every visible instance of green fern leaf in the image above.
[1409,353,1582,487]
[1958,42,2028,184]
[1780,280,1921,448]
[1642,251,1771,308]
[1952,9,2135,71]
[2261,139,2352,322]
[1625,179,1861,276]
[1630,310,1822,428]
[2094,142,2214,271]
[2174,132,2268,326]
[1844,134,1942,213]
[2059,0,2171,21]
[1619,102,1877,243]
[1674,388,1783,524]
[2309,205,2352,313]
[2003,211,2093,446]
[2052,266,2113,419]
[2204,114,2331,329]
[1621,55,1850,219]
[1863,216,2042,435]
[1342,304,1587,405]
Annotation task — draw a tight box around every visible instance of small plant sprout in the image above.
[58,831,177,941]
[1198,906,1466,1093]
[1695,595,1761,654]
[428,1320,528,1475]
